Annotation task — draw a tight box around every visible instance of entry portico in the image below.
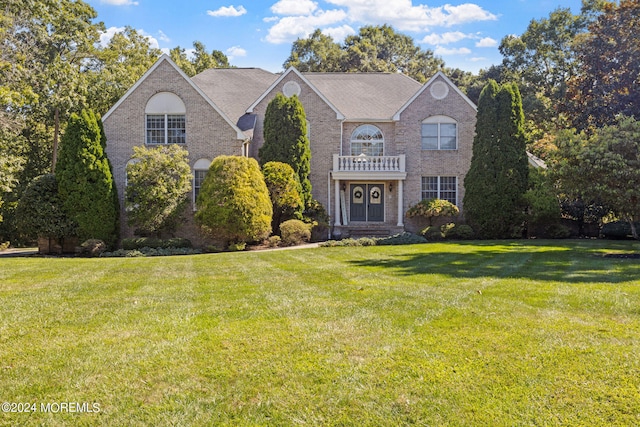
[331,154,407,229]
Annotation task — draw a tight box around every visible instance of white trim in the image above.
[102,54,246,140]
[393,71,477,121]
[246,66,346,120]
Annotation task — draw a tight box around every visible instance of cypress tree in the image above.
[56,109,119,247]
[259,93,312,204]
[463,81,529,238]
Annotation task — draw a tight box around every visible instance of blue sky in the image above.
[87,0,584,74]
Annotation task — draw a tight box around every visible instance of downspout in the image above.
[327,172,332,240]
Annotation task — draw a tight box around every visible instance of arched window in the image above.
[193,158,211,209]
[422,115,457,150]
[145,92,186,144]
[350,124,384,156]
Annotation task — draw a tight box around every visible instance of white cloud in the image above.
[157,30,170,43]
[435,46,472,55]
[271,0,318,15]
[322,25,356,41]
[100,0,138,5]
[266,9,347,44]
[207,5,247,17]
[440,4,497,26]
[226,46,247,59]
[323,0,496,32]
[475,37,497,47]
[421,31,469,45]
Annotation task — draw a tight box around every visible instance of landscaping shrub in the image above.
[121,237,192,250]
[196,156,272,247]
[545,223,571,239]
[407,198,459,226]
[101,247,201,257]
[266,235,282,248]
[78,239,107,257]
[377,232,427,245]
[280,219,311,246]
[601,221,640,240]
[15,174,76,240]
[262,161,303,233]
[443,223,475,240]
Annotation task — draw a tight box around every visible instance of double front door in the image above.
[350,184,384,222]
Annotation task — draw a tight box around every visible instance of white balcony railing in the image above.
[333,154,405,173]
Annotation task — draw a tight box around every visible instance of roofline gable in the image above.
[392,71,477,121]
[102,54,246,140]
[246,67,346,120]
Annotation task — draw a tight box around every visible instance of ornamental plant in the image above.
[125,144,192,236]
[262,161,303,233]
[55,110,119,247]
[195,155,272,247]
[406,198,459,226]
[15,174,76,239]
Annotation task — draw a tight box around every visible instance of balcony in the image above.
[332,154,407,180]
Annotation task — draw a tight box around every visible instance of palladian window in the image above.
[145,92,186,144]
[350,124,384,156]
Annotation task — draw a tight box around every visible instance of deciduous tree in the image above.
[563,0,640,131]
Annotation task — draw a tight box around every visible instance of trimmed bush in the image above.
[407,198,459,226]
[121,237,193,250]
[262,161,303,232]
[280,219,311,246]
[78,239,107,257]
[443,223,475,240]
[15,174,76,240]
[196,156,272,247]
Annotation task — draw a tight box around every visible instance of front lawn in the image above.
[1,240,639,426]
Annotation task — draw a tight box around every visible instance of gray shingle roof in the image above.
[303,72,422,120]
[192,68,277,127]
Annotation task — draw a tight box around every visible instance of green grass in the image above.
[1,240,639,426]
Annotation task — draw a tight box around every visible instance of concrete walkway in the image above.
[0,247,38,257]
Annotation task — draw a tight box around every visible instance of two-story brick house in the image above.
[102,54,477,244]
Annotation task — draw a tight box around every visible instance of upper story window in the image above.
[145,92,186,144]
[422,115,457,150]
[350,124,384,156]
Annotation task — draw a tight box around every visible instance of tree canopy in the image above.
[284,25,444,83]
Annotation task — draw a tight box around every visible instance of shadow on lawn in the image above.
[347,241,640,284]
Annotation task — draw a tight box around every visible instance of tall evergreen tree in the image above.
[463,81,529,238]
[259,93,312,205]
[56,109,119,247]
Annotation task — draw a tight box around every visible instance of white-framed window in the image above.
[350,124,384,156]
[421,176,457,205]
[193,159,211,209]
[145,92,186,145]
[422,116,457,150]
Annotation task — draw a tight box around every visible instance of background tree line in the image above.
[1,0,639,244]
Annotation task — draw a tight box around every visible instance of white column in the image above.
[397,180,404,227]
[334,179,341,226]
